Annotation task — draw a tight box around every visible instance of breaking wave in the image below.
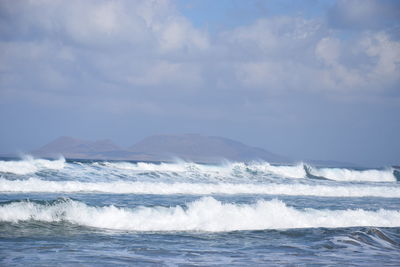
[1,178,399,198]
[100,161,306,179]
[73,160,400,182]
[97,161,399,182]
[0,156,65,175]
[0,156,398,183]
[306,166,398,182]
[1,197,399,232]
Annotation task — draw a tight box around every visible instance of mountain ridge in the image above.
[31,134,289,163]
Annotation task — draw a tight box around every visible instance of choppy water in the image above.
[1,156,399,265]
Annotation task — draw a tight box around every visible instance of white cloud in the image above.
[217,16,399,95]
[0,0,209,95]
[153,16,209,52]
[222,17,323,59]
[0,0,399,118]
[126,61,203,88]
[315,37,341,66]
[363,32,400,78]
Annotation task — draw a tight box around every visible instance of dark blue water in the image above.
[1,158,399,266]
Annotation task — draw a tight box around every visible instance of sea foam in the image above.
[1,197,399,231]
[91,161,398,182]
[100,161,307,179]
[0,156,65,175]
[1,178,399,198]
[307,166,397,182]
[0,156,397,183]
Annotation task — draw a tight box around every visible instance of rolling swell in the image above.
[334,227,400,252]
[1,197,400,232]
[394,169,400,181]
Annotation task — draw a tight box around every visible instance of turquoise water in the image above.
[1,157,400,265]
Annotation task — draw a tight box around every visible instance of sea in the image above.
[1,156,400,266]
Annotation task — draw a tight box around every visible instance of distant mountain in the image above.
[129,134,288,163]
[32,136,124,159]
[31,134,289,163]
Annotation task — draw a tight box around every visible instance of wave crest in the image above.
[1,197,399,231]
[0,156,397,183]
[94,161,398,182]
[99,160,306,179]
[306,165,397,182]
[0,156,65,175]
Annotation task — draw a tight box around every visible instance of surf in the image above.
[1,197,399,232]
[0,156,65,175]
[305,165,398,182]
[1,177,399,198]
[1,156,398,183]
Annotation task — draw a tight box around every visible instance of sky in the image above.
[0,0,399,166]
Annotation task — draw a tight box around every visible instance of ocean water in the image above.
[1,156,400,266]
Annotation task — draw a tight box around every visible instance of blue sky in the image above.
[0,0,399,166]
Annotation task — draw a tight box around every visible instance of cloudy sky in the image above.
[0,0,399,166]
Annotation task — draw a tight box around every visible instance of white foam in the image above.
[0,156,65,175]
[244,162,306,178]
[1,156,396,183]
[79,161,399,183]
[1,197,399,231]
[97,160,306,180]
[1,178,399,198]
[308,167,396,182]
[101,161,188,172]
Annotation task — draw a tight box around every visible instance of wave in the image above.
[1,197,399,232]
[0,156,397,183]
[100,161,306,179]
[1,178,399,198]
[0,156,65,175]
[334,227,400,251]
[72,160,400,182]
[305,165,397,182]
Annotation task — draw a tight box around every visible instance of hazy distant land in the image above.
[30,134,289,164]
[0,134,359,167]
